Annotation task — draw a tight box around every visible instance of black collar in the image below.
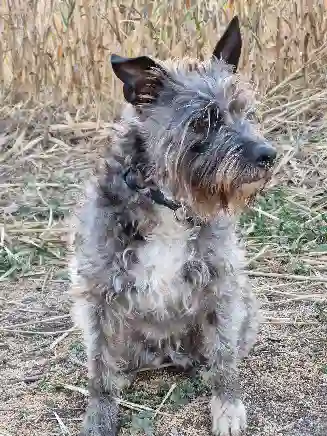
[123,167,197,226]
[123,167,182,212]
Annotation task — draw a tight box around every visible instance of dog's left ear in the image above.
[212,16,242,72]
[111,54,167,105]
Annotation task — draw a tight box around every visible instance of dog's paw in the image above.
[210,396,246,436]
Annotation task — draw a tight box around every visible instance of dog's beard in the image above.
[227,178,269,212]
[166,157,271,218]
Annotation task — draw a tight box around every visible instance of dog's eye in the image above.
[190,109,224,134]
[190,142,210,154]
[191,115,209,133]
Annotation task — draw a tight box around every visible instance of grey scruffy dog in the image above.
[69,16,277,436]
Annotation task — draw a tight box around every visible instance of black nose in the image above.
[251,143,277,169]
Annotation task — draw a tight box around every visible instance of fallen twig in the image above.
[262,318,319,326]
[0,327,74,336]
[248,271,327,282]
[4,314,70,329]
[61,384,173,416]
[245,245,270,266]
[250,206,280,222]
[53,411,71,435]
[154,383,177,418]
[261,295,326,305]
[50,327,75,350]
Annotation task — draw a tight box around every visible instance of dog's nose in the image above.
[252,143,277,169]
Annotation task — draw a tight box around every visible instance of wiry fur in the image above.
[69,17,276,436]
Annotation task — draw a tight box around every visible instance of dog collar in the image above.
[123,167,182,212]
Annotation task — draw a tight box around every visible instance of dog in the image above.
[69,16,277,436]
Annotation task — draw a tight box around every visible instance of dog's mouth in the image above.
[230,168,272,208]
[241,167,272,186]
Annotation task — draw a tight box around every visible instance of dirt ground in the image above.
[0,275,326,436]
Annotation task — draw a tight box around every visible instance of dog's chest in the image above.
[131,208,194,308]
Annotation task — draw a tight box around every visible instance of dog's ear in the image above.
[212,16,242,72]
[111,54,167,105]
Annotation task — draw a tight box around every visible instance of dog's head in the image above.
[111,17,277,217]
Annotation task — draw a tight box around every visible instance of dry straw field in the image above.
[0,0,327,435]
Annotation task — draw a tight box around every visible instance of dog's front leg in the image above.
[209,355,246,436]
[78,305,120,436]
[201,304,247,436]
[73,298,134,436]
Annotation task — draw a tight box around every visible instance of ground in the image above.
[0,108,326,436]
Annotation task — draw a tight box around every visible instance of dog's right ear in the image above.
[111,54,167,105]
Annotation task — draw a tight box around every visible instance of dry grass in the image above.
[0,0,327,126]
[0,1,327,435]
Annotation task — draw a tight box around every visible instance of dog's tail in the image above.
[80,394,119,436]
